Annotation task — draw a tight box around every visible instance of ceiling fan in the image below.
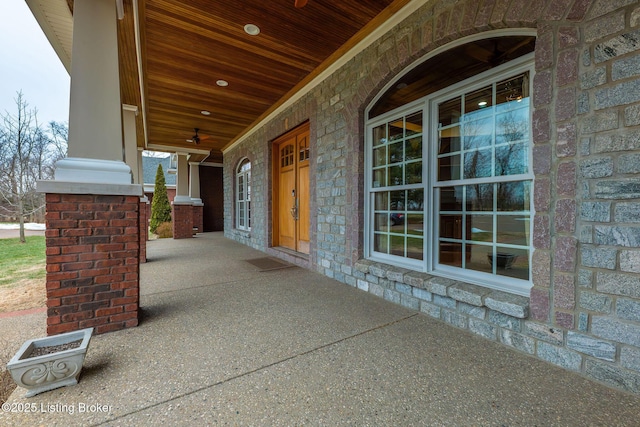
[186,128,211,144]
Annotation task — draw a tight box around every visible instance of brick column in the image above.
[139,197,149,262]
[45,194,140,335]
[189,161,204,233]
[192,203,204,233]
[172,203,193,239]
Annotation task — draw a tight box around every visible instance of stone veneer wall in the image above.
[224,0,640,393]
[45,194,140,335]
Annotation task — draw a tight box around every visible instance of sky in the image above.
[1,0,70,125]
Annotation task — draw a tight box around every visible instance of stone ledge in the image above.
[354,259,530,319]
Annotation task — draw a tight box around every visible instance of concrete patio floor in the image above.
[1,232,639,426]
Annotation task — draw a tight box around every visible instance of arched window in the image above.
[236,158,251,230]
[365,33,535,296]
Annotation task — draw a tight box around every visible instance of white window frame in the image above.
[365,53,534,296]
[236,158,251,231]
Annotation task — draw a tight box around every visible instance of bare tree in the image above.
[0,92,67,242]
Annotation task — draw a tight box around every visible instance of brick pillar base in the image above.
[45,193,140,335]
[193,203,204,233]
[172,203,193,239]
[139,198,148,263]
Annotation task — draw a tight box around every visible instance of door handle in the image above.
[290,197,299,220]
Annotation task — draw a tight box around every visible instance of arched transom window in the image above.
[365,34,535,296]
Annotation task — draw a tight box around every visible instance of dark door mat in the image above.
[245,257,294,271]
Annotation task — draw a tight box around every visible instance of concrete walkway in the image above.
[1,233,639,426]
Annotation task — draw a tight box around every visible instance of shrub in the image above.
[156,222,173,238]
[150,164,172,233]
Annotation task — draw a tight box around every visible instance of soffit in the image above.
[25,0,73,73]
[137,0,410,162]
[34,0,414,162]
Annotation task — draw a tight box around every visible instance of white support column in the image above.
[173,153,192,204]
[137,148,145,188]
[189,162,203,205]
[39,0,138,194]
[123,104,139,184]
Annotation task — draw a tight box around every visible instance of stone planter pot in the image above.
[7,328,93,397]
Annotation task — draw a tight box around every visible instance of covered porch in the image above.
[24,0,640,397]
[2,233,639,424]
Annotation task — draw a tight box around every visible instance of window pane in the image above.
[407,214,424,236]
[494,247,530,280]
[406,112,423,136]
[389,121,404,141]
[389,165,403,186]
[246,172,251,200]
[469,214,493,241]
[497,181,530,211]
[465,85,492,116]
[374,233,389,254]
[407,189,423,211]
[373,168,386,188]
[496,74,528,108]
[439,126,460,154]
[390,212,405,233]
[440,215,463,239]
[439,97,461,127]
[238,203,245,227]
[406,161,422,184]
[374,192,389,210]
[496,215,530,245]
[463,148,492,179]
[389,141,403,163]
[390,235,405,257]
[440,242,463,267]
[407,237,424,260]
[374,213,390,232]
[466,184,494,211]
[495,142,528,176]
[440,186,463,211]
[463,117,493,150]
[438,154,461,181]
[466,243,492,274]
[496,109,528,144]
[373,124,387,147]
[373,146,387,167]
[390,191,406,211]
[406,137,422,160]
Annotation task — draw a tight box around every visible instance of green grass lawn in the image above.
[0,236,46,288]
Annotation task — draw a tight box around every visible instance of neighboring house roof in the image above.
[142,155,176,187]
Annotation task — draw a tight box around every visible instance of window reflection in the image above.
[437,181,531,281]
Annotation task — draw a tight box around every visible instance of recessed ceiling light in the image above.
[216,80,229,87]
[478,101,488,107]
[201,110,211,116]
[244,24,260,36]
[396,82,407,89]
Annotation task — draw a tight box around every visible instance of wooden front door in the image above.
[273,123,310,254]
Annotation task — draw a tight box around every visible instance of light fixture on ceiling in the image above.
[244,24,260,36]
[478,101,488,107]
[396,82,408,89]
[216,80,229,87]
[201,110,211,116]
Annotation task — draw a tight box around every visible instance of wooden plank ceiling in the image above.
[111,0,407,163]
